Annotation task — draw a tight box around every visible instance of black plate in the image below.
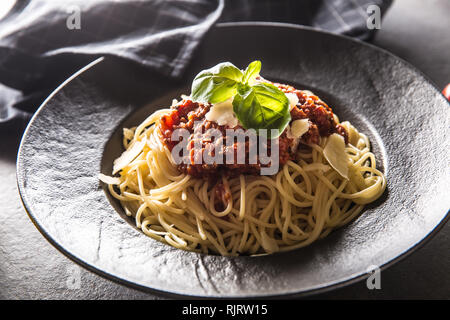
[17,23,450,298]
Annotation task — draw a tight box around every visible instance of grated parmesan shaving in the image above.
[113,139,146,174]
[98,173,121,185]
[323,133,349,180]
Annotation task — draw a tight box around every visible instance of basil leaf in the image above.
[191,62,243,104]
[232,83,291,138]
[190,61,291,138]
[242,60,261,84]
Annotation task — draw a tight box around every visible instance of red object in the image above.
[443,83,450,100]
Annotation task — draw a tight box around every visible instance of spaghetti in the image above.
[101,91,386,256]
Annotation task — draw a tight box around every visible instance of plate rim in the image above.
[16,22,450,298]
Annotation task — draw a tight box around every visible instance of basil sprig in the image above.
[191,61,291,138]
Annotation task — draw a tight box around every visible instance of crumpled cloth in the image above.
[0,0,392,129]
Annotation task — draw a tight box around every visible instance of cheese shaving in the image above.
[113,139,146,174]
[323,133,349,180]
[290,119,309,138]
[205,98,238,127]
[285,92,299,111]
[260,230,279,253]
[98,173,121,185]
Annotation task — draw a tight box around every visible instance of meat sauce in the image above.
[158,82,347,180]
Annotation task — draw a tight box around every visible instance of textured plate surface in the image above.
[17,23,450,298]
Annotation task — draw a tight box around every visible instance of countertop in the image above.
[0,0,449,299]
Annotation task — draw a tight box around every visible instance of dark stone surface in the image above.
[15,25,450,297]
[1,0,449,299]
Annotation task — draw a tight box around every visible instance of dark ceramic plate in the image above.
[17,23,450,298]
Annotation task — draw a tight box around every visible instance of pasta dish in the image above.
[99,61,386,256]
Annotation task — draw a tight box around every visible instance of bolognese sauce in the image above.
[158,81,347,180]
